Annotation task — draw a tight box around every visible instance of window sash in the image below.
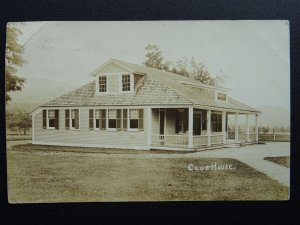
[99,76,107,92]
[122,74,131,91]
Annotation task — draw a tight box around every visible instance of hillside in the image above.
[6,78,77,113]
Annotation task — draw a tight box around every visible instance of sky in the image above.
[14,21,290,109]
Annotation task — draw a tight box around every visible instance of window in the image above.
[89,109,106,130]
[217,92,227,101]
[129,109,139,129]
[108,109,121,130]
[211,113,222,132]
[129,109,143,130]
[43,109,59,129]
[122,74,131,91]
[65,109,79,130]
[99,76,107,92]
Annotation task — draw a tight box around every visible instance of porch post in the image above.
[207,109,211,146]
[188,106,193,148]
[235,112,239,142]
[222,111,226,144]
[147,107,152,148]
[255,113,258,142]
[246,114,250,142]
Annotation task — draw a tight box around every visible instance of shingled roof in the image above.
[42,59,260,113]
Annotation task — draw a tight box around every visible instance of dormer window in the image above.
[99,76,107,92]
[216,91,228,102]
[122,74,131,91]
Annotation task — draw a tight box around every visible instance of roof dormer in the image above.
[92,59,144,95]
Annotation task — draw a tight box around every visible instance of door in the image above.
[159,109,166,139]
[193,111,202,135]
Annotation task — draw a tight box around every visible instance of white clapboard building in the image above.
[31,59,261,150]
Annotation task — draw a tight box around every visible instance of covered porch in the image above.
[149,107,259,150]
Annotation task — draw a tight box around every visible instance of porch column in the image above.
[147,107,152,148]
[235,112,239,142]
[255,113,258,142]
[246,114,250,142]
[188,107,193,148]
[207,109,211,146]
[222,111,226,144]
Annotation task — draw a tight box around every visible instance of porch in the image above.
[149,107,258,149]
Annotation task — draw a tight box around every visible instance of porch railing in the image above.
[193,135,208,146]
[211,133,224,145]
[151,134,188,146]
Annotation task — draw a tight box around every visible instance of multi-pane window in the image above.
[48,110,55,128]
[108,109,117,128]
[108,109,121,130]
[42,109,59,129]
[129,109,143,130]
[89,109,106,130]
[65,109,79,130]
[89,108,143,131]
[122,74,131,91]
[211,113,222,132]
[99,76,107,92]
[129,109,139,129]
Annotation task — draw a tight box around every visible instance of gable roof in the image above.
[42,59,260,113]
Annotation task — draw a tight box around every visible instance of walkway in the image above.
[191,142,290,187]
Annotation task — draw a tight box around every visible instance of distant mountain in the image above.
[6,77,78,113]
[256,105,290,128]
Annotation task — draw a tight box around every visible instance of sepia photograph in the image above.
[5,21,290,202]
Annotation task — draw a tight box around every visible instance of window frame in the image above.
[43,109,59,130]
[65,109,80,130]
[215,91,228,102]
[120,73,134,93]
[97,75,107,93]
[128,108,144,131]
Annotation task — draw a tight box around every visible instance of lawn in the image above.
[264,156,290,168]
[6,134,32,141]
[7,144,289,202]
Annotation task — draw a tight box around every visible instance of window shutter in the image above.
[123,109,127,130]
[138,109,144,131]
[100,109,106,130]
[42,110,47,129]
[65,109,70,130]
[54,110,59,129]
[175,110,179,134]
[75,109,79,129]
[89,109,94,130]
[116,109,122,131]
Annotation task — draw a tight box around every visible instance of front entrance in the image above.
[159,109,166,139]
[193,111,202,135]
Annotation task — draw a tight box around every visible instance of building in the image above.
[31,58,261,150]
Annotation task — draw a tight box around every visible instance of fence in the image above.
[258,132,290,142]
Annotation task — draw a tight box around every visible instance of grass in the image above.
[6,134,32,141]
[264,156,290,168]
[7,144,289,202]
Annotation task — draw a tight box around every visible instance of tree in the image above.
[7,111,31,135]
[143,44,166,70]
[143,44,217,86]
[5,23,26,104]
